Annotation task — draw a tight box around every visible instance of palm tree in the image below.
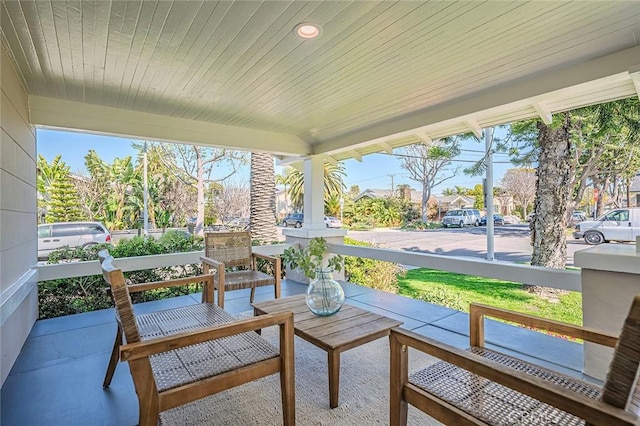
[37,154,68,219]
[284,163,345,211]
[249,153,277,243]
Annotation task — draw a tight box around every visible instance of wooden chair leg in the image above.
[390,332,409,426]
[131,359,160,426]
[250,286,256,303]
[280,319,296,426]
[103,325,123,388]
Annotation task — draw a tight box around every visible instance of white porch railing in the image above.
[37,243,581,293]
[328,243,581,292]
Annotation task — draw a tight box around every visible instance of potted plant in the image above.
[281,237,345,316]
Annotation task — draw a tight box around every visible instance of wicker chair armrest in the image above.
[126,274,214,293]
[469,302,618,348]
[390,328,637,425]
[200,256,225,269]
[120,311,293,361]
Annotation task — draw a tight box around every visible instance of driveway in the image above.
[347,225,592,266]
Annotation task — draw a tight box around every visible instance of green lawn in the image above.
[398,268,583,325]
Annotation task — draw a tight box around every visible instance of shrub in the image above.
[343,237,404,294]
[38,232,204,319]
[401,221,441,230]
[349,220,375,230]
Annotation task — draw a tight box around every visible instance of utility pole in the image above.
[143,141,149,236]
[388,174,396,193]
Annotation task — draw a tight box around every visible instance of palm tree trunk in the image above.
[250,153,277,243]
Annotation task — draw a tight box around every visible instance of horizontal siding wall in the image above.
[0,46,38,385]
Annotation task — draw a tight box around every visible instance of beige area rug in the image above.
[160,325,442,426]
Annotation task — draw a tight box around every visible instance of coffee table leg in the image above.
[328,350,340,408]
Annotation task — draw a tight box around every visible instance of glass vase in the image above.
[305,269,345,316]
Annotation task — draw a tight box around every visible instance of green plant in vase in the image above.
[281,237,345,316]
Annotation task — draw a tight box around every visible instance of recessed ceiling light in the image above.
[294,23,321,39]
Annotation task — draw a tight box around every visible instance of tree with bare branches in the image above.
[152,143,247,236]
[398,139,461,222]
[215,180,250,224]
[500,168,536,218]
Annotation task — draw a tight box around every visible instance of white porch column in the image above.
[283,155,346,283]
[575,240,640,380]
[303,155,325,230]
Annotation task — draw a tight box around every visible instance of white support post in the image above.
[303,155,326,230]
[283,155,347,283]
[485,127,495,261]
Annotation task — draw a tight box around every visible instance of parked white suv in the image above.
[441,209,481,228]
[38,221,111,260]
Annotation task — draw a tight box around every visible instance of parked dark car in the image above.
[282,213,304,228]
[480,214,504,226]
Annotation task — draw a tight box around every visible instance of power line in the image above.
[382,152,513,163]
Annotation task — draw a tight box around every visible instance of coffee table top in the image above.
[253,295,403,352]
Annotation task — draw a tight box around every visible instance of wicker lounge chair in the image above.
[201,231,281,308]
[390,298,640,425]
[100,253,295,426]
[99,249,219,388]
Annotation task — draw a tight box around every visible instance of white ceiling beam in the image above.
[465,120,483,138]
[29,96,310,156]
[275,155,307,167]
[350,150,363,162]
[316,45,640,156]
[378,142,394,154]
[532,101,553,124]
[630,66,640,100]
[324,155,339,166]
[289,162,303,172]
[416,132,432,145]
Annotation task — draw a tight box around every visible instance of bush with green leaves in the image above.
[343,237,404,294]
[38,231,204,319]
[401,221,441,230]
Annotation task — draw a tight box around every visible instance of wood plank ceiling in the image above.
[2,1,640,162]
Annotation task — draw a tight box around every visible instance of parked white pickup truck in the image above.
[573,208,640,245]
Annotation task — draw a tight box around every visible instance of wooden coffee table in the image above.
[252,294,403,408]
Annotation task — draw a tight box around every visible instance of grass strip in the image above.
[397,268,582,326]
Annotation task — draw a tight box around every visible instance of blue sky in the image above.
[36,128,514,195]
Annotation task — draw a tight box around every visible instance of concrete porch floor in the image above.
[1,280,585,425]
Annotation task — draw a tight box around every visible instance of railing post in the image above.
[576,244,640,380]
[281,229,347,283]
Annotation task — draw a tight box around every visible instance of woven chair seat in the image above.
[409,346,602,426]
[132,304,279,392]
[214,270,275,292]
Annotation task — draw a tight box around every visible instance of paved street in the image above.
[347,225,591,266]
[114,225,593,267]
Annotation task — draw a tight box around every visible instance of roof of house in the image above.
[354,189,395,202]
[436,195,475,205]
